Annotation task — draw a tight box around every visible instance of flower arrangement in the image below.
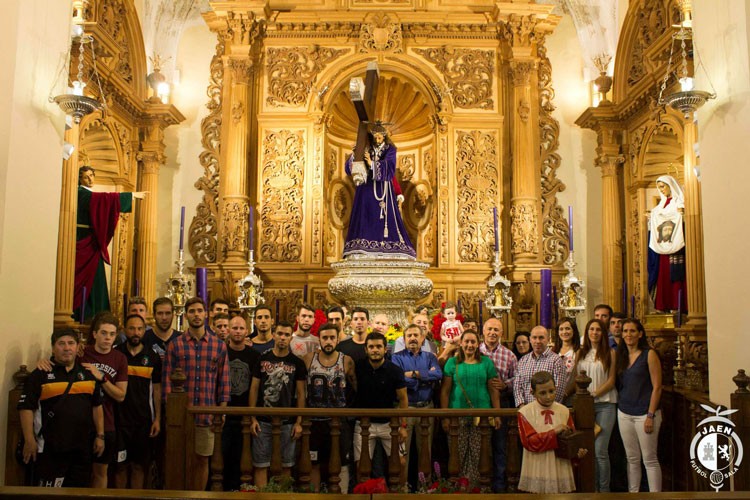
[309,308,328,337]
[352,477,389,494]
[417,462,482,494]
[239,475,311,493]
[385,323,404,344]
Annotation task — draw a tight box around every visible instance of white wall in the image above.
[0,0,72,484]
[155,23,214,293]
[546,15,602,319]
[693,0,750,407]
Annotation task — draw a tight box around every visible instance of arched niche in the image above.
[323,68,439,263]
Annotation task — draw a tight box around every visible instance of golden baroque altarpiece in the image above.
[188,0,571,332]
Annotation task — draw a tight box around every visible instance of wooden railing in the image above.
[161,368,596,492]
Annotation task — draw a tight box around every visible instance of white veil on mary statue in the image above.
[648,175,685,255]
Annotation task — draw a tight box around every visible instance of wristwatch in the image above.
[646,412,655,419]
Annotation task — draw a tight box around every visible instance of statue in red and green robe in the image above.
[74,166,146,322]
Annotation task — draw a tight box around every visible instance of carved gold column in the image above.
[505,16,542,266]
[137,104,185,309]
[213,11,265,270]
[681,115,706,328]
[597,133,625,310]
[54,124,80,327]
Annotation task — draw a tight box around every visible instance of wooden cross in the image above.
[349,61,380,165]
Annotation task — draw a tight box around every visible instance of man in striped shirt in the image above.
[479,317,517,492]
[164,297,230,491]
[513,325,566,407]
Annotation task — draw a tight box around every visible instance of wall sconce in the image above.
[147,54,172,104]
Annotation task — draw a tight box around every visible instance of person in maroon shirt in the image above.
[38,312,128,488]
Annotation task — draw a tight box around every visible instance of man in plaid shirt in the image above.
[479,317,517,492]
[164,297,230,490]
[512,325,566,407]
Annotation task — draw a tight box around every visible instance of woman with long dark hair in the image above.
[512,331,531,360]
[616,319,662,492]
[440,330,501,482]
[554,319,580,406]
[572,319,617,491]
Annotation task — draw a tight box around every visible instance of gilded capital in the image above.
[137,150,166,167]
[225,11,266,48]
[509,61,534,87]
[502,14,538,48]
[597,154,625,176]
[227,57,255,84]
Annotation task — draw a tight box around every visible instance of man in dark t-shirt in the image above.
[249,321,307,487]
[114,314,162,489]
[223,316,260,490]
[337,307,370,363]
[352,332,408,470]
[18,329,104,487]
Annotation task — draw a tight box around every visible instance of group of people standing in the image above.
[18,296,662,494]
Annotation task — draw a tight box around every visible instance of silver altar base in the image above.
[328,257,432,327]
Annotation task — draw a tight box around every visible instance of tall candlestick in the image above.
[81,286,87,323]
[568,206,574,252]
[196,268,208,305]
[493,207,499,252]
[179,206,185,251]
[248,205,254,251]
[540,269,552,329]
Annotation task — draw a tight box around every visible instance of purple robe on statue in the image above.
[344,142,415,259]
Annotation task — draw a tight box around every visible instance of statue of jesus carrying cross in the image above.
[343,62,416,260]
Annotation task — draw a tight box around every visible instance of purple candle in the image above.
[248,205,254,251]
[493,207,499,253]
[196,267,208,305]
[81,286,87,323]
[677,289,683,327]
[179,206,185,251]
[568,206,574,252]
[552,285,559,324]
[540,269,552,329]
[275,298,280,324]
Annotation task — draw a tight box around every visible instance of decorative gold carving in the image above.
[221,200,249,257]
[231,100,244,123]
[501,14,538,48]
[189,38,224,265]
[326,148,338,183]
[628,126,646,177]
[328,179,353,231]
[456,290,487,319]
[439,136,448,186]
[430,290,446,310]
[359,12,403,53]
[424,147,436,190]
[228,58,255,83]
[415,47,494,109]
[260,130,305,262]
[454,131,499,263]
[312,199,322,264]
[398,153,415,182]
[115,213,130,319]
[404,180,434,236]
[518,97,530,122]
[99,0,133,83]
[440,199,449,263]
[628,1,667,87]
[509,61,534,87]
[538,39,569,266]
[510,202,539,255]
[511,273,537,331]
[225,11,266,48]
[266,46,346,107]
[629,197,642,319]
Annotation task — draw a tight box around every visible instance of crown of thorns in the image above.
[366,120,393,135]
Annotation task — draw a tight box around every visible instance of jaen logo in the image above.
[689,404,743,491]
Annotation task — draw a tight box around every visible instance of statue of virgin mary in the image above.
[647,174,687,312]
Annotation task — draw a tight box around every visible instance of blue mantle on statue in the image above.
[344,142,416,259]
